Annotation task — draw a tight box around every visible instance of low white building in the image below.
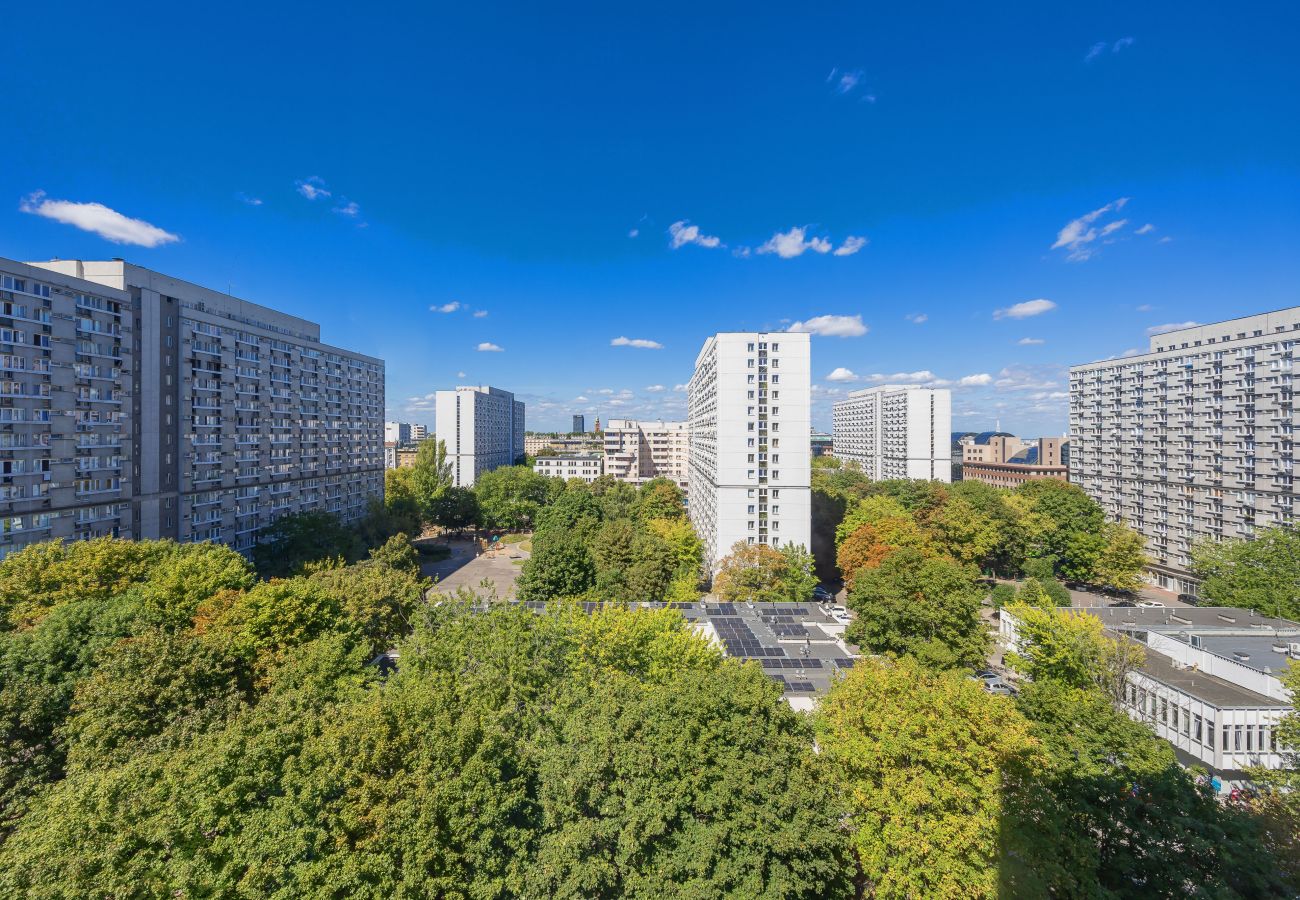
[833,385,951,481]
[1000,605,1295,784]
[533,453,604,483]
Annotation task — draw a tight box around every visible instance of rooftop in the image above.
[1137,644,1290,709]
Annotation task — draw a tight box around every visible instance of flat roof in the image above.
[516,600,857,697]
[1137,646,1290,709]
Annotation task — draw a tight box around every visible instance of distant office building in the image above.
[1070,311,1300,593]
[832,385,951,482]
[435,385,525,487]
[688,332,811,571]
[1002,604,1296,787]
[410,423,428,442]
[810,431,833,458]
[603,418,689,491]
[572,414,585,433]
[959,434,1069,488]
[7,257,384,558]
[532,452,604,483]
[384,421,412,444]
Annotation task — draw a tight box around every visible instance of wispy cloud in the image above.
[611,336,664,349]
[645,384,666,393]
[833,235,868,256]
[295,176,331,200]
[628,228,639,238]
[476,342,504,352]
[1146,321,1199,337]
[236,192,263,207]
[457,371,467,378]
[473,309,488,318]
[787,314,868,337]
[432,302,461,313]
[333,200,360,218]
[1086,36,1135,62]
[1018,337,1045,345]
[1052,198,1129,261]
[905,313,928,324]
[20,191,180,247]
[673,383,688,392]
[668,220,722,249]
[824,367,994,389]
[827,67,875,102]
[994,299,1056,320]
[1136,223,1156,235]
[1136,303,1154,312]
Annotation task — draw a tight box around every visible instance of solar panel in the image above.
[785,680,816,693]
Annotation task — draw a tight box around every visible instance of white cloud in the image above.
[673,383,688,392]
[473,309,488,318]
[457,371,467,378]
[833,235,868,256]
[1086,37,1135,62]
[668,220,722,249]
[597,388,615,395]
[1052,198,1129,261]
[758,226,833,259]
[432,302,461,313]
[611,336,664,349]
[959,373,993,386]
[994,298,1056,320]
[1136,223,1156,235]
[1018,337,1045,345]
[333,200,360,217]
[236,192,263,206]
[1158,236,1173,244]
[20,191,180,248]
[787,314,868,337]
[1135,303,1154,312]
[628,228,639,238]
[645,384,665,393]
[295,176,331,200]
[834,68,863,93]
[905,313,928,324]
[575,395,589,402]
[476,342,503,352]
[826,367,860,382]
[1146,321,1199,337]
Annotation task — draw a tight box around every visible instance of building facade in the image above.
[1070,311,1300,593]
[524,432,602,457]
[832,385,952,481]
[9,257,384,558]
[603,418,689,491]
[960,436,1069,488]
[532,452,604,483]
[572,414,584,433]
[687,332,811,571]
[810,431,833,458]
[435,385,525,487]
[384,421,412,444]
[1001,605,1295,787]
[410,423,428,442]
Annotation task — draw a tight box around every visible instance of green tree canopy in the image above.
[712,541,818,603]
[1192,525,1300,619]
[410,437,452,519]
[474,465,554,531]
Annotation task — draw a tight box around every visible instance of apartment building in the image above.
[1002,605,1296,787]
[410,423,428,442]
[603,418,689,491]
[1070,310,1300,593]
[384,421,412,444]
[960,436,1069,488]
[832,385,952,481]
[687,332,811,571]
[523,432,602,457]
[0,258,135,555]
[5,257,384,558]
[435,385,525,487]
[532,452,604,483]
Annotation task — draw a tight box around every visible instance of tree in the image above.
[383,466,424,531]
[252,510,361,578]
[929,495,1003,570]
[1192,525,1300,619]
[646,517,704,580]
[1004,603,1144,701]
[427,485,480,532]
[845,548,988,669]
[533,484,603,542]
[1091,522,1149,593]
[635,478,686,522]
[410,437,452,519]
[474,465,553,531]
[1016,479,1106,577]
[816,656,1042,900]
[834,495,913,547]
[989,583,1015,610]
[837,523,902,589]
[712,541,817,603]
[516,532,597,601]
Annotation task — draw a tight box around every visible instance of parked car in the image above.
[1137,600,1165,609]
[812,586,834,602]
[971,670,1001,683]
[1177,593,1199,605]
[986,681,1018,697]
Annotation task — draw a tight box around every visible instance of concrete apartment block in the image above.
[602,418,689,491]
[435,385,525,487]
[688,332,811,571]
[1070,309,1300,593]
[832,385,952,481]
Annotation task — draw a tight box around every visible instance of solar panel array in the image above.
[769,674,817,693]
[710,616,787,659]
[761,658,824,670]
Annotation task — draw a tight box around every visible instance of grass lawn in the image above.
[500,533,528,544]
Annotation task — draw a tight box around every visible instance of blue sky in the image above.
[2,2,1297,435]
